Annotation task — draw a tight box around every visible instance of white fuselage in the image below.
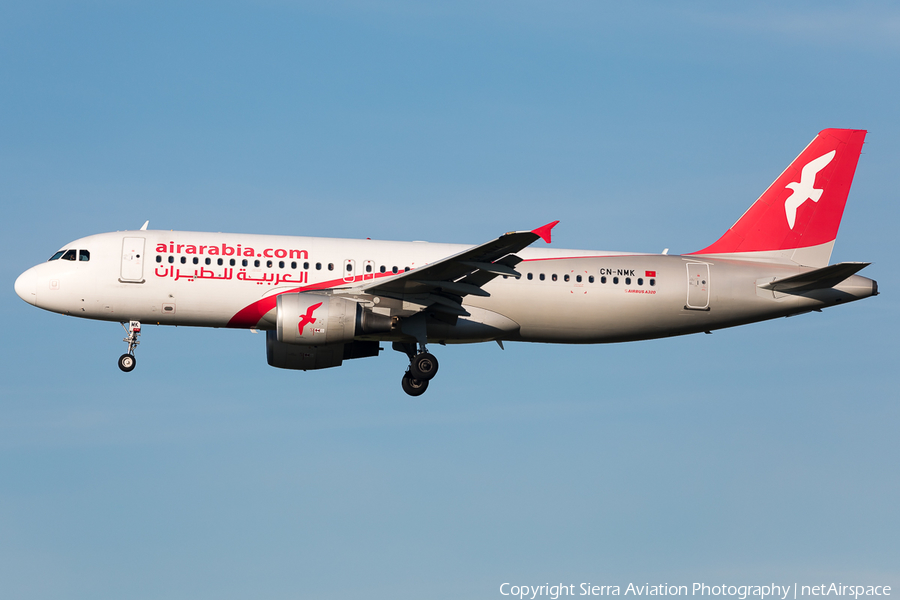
[15,229,876,345]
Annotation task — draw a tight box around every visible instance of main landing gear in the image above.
[118,320,141,372]
[394,342,440,397]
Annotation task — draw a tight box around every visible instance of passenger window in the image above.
[303,262,309,270]
[62,249,77,261]
[346,263,352,272]
[650,279,656,286]
[380,266,386,273]
[552,274,558,281]
[589,275,594,283]
[218,258,224,266]
[576,275,582,283]
[266,260,273,268]
[564,274,570,282]
[278,260,284,269]
[155,255,162,263]
[527,273,533,280]
[205,258,211,265]
[625,277,631,285]
[392,266,398,274]
[290,261,296,269]
[49,250,66,261]
[168,256,174,264]
[79,250,90,262]
[254,260,260,267]
[366,264,372,273]
[613,277,619,284]
[405,267,410,272]
[539,274,545,281]
[230,259,236,266]
[242,259,248,267]
[328,263,334,271]
[180,256,187,264]
[637,278,643,285]
[601,276,607,283]
[316,263,322,270]
[193,257,199,265]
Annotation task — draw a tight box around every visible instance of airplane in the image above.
[14,128,877,396]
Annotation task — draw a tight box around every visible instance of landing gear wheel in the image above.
[409,352,439,381]
[118,353,136,372]
[119,321,141,372]
[401,372,429,397]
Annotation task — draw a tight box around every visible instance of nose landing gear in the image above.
[118,320,141,372]
[393,342,440,397]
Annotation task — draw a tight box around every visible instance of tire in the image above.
[401,372,429,397]
[409,352,439,381]
[118,353,136,372]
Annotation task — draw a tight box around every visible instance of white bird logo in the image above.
[784,150,836,229]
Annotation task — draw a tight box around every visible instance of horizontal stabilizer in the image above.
[758,262,870,293]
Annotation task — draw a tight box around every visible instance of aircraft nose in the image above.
[14,268,37,306]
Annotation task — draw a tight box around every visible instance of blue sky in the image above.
[1,2,898,599]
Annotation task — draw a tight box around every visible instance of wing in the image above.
[355,221,559,315]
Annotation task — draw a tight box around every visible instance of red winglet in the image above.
[532,220,559,244]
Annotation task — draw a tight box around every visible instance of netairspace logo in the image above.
[498,583,892,600]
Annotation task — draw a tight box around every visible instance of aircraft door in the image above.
[120,237,146,283]
[343,259,356,283]
[686,263,710,310]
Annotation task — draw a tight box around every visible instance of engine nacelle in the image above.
[276,293,392,345]
[266,332,381,370]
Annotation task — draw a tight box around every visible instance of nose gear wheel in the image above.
[118,353,136,372]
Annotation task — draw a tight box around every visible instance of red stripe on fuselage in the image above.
[226,271,395,328]
[228,256,645,327]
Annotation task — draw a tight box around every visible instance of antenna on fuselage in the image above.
[661,248,669,255]
[140,221,149,231]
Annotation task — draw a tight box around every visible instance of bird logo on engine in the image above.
[298,302,323,335]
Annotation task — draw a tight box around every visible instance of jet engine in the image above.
[275,293,392,345]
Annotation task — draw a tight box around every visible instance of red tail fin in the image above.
[691,128,866,266]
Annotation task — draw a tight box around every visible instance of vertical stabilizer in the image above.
[690,128,866,267]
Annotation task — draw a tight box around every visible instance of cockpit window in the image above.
[49,250,66,261]
[79,250,90,262]
[61,249,77,261]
